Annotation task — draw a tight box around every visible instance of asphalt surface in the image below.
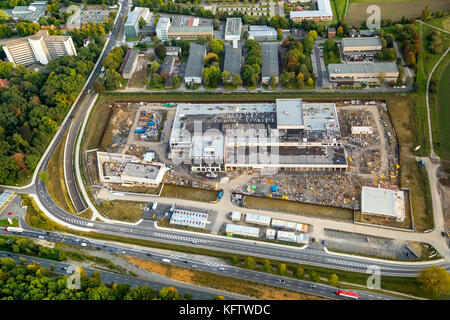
[0,227,401,300]
[62,1,129,213]
[0,250,249,300]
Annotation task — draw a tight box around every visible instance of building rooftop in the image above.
[341,36,382,49]
[328,62,398,74]
[290,0,332,18]
[184,43,206,78]
[223,44,242,76]
[160,55,176,75]
[122,49,139,75]
[4,1,47,22]
[361,186,396,218]
[248,25,277,37]
[156,17,170,30]
[276,99,304,129]
[125,10,140,27]
[122,162,162,180]
[168,25,213,34]
[302,103,340,132]
[225,18,242,37]
[261,43,279,78]
[166,46,181,54]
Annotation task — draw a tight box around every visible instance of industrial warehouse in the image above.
[169,99,348,173]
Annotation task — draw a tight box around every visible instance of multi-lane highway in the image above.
[0,249,251,300]
[0,226,401,300]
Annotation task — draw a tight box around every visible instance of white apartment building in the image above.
[3,30,77,66]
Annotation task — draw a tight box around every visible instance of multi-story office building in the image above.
[124,10,140,40]
[156,17,171,41]
[340,37,383,60]
[3,1,47,22]
[2,30,77,66]
[167,25,213,40]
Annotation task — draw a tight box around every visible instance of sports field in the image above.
[347,0,450,24]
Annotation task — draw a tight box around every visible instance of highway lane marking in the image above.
[327,258,393,270]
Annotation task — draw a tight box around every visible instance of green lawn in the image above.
[97,200,144,223]
[437,59,450,161]
[0,218,19,227]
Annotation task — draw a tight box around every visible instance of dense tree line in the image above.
[279,32,315,89]
[323,38,341,66]
[0,34,103,184]
[202,39,224,88]
[95,45,127,92]
[241,39,261,87]
[0,257,189,300]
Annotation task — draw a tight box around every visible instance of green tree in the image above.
[155,44,166,60]
[208,39,224,55]
[278,263,286,276]
[418,266,450,297]
[159,286,182,300]
[277,28,283,41]
[421,6,431,21]
[213,295,225,300]
[294,267,304,279]
[269,74,277,89]
[230,256,239,265]
[245,256,256,269]
[139,17,146,29]
[329,274,339,287]
[309,271,320,282]
[38,171,49,182]
[263,259,272,272]
[150,62,159,74]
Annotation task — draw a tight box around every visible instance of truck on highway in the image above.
[161,258,171,263]
[336,290,359,299]
[5,227,24,233]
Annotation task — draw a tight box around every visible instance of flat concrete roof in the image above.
[290,0,333,18]
[341,37,382,49]
[156,17,170,31]
[361,186,396,217]
[261,42,279,78]
[184,43,206,78]
[122,49,139,75]
[122,162,161,180]
[125,11,140,27]
[168,25,213,33]
[328,62,398,74]
[225,18,242,36]
[276,99,304,129]
[223,44,242,76]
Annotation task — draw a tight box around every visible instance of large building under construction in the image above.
[96,152,166,187]
[169,99,347,173]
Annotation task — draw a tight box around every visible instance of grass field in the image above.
[347,0,450,25]
[97,200,144,222]
[160,184,219,202]
[46,130,77,215]
[0,218,19,227]
[243,195,354,221]
[437,59,450,161]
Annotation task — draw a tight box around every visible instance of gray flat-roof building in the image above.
[166,46,181,57]
[125,11,140,40]
[328,62,399,84]
[225,18,242,41]
[223,44,242,77]
[184,43,206,85]
[248,25,277,41]
[341,37,382,60]
[3,1,47,22]
[261,43,279,84]
[122,49,139,79]
[160,55,176,77]
[361,186,405,221]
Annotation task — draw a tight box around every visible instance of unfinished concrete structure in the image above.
[96,152,166,187]
[361,186,405,222]
[169,99,347,173]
